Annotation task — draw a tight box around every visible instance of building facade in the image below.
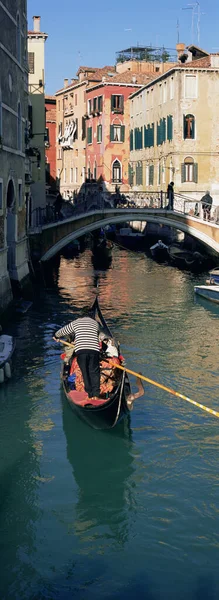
[0,0,30,312]
[55,66,116,199]
[129,47,219,205]
[27,16,48,212]
[85,72,153,193]
[45,96,56,192]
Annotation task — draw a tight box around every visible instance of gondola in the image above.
[60,297,143,429]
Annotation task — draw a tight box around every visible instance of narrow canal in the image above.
[0,246,219,600]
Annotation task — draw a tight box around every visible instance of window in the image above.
[98,96,103,112]
[128,164,134,186]
[16,13,21,63]
[144,123,154,148]
[70,168,73,183]
[163,82,167,103]
[74,167,78,183]
[18,182,22,207]
[185,75,197,99]
[97,124,102,143]
[64,168,67,183]
[93,97,97,112]
[149,165,154,186]
[57,169,61,180]
[134,127,143,150]
[87,166,91,179]
[58,100,60,111]
[75,94,77,106]
[157,118,166,145]
[167,115,173,141]
[112,160,122,183]
[181,157,198,183]
[136,162,143,185]
[17,102,22,150]
[28,52,35,74]
[170,76,174,100]
[111,95,124,113]
[93,162,97,180]
[110,124,125,142]
[158,162,161,185]
[88,100,92,115]
[45,127,49,147]
[0,180,3,210]
[159,84,162,104]
[183,114,195,139]
[82,116,86,140]
[87,126,92,144]
[146,165,149,186]
[130,130,133,151]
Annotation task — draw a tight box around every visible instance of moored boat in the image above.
[194,284,219,304]
[150,240,169,261]
[0,334,15,383]
[168,245,205,271]
[60,298,144,429]
[208,267,219,285]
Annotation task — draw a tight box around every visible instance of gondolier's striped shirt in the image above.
[55,317,100,353]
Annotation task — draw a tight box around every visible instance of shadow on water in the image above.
[62,402,135,549]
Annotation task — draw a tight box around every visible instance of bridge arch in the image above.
[36,208,219,262]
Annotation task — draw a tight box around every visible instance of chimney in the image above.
[176,42,187,62]
[64,78,69,88]
[33,16,41,32]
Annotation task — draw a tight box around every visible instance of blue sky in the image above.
[28,0,217,95]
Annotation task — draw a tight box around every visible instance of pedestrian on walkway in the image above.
[167,181,174,210]
[201,191,213,221]
[54,192,62,220]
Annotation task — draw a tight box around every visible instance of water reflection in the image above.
[62,403,136,550]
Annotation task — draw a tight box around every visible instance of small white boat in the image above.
[194,285,219,304]
[208,268,219,285]
[0,335,15,383]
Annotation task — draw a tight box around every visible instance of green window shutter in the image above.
[151,165,154,185]
[191,117,195,139]
[181,163,186,183]
[183,115,186,139]
[151,123,154,147]
[100,124,102,142]
[163,118,166,143]
[121,125,125,142]
[110,125,114,141]
[194,162,198,183]
[121,95,124,113]
[130,130,133,151]
[111,96,114,111]
[168,115,173,141]
[87,127,90,143]
[90,127,92,143]
[144,125,147,148]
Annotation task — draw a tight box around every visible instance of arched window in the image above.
[183,114,195,139]
[16,12,21,63]
[17,102,22,150]
[112,159,121,183]
[181,156,198,183]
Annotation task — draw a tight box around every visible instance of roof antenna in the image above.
[177,19,180,43]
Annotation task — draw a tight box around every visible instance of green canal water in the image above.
[0,246,219,599]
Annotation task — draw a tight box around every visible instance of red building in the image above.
[45,95,56,191]
[85,72,153,192]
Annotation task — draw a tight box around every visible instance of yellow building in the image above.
[129,45,219,207]
[55,66,115,199]
[28,16,48,211]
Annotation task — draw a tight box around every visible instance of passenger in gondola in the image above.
[54,309,101,400]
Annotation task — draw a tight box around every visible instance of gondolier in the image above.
[54,309,101,400]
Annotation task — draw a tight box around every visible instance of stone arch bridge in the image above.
[29,208,219,262]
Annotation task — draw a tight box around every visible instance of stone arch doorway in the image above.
[6,179,16,274]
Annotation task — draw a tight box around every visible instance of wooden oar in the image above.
[54,338,219,419]
[111,362,219,420]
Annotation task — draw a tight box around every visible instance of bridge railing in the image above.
[27,191,219,230]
